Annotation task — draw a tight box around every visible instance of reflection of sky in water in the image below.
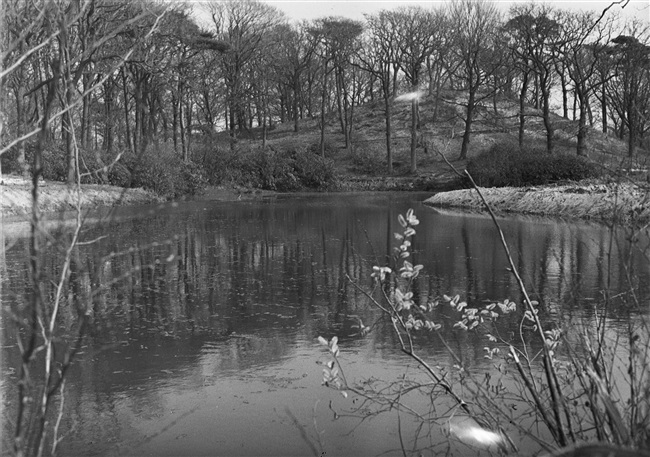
[2,193,649,456]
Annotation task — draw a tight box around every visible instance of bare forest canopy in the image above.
[1,0,649,184]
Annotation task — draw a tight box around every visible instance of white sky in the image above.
[260,0,649,23]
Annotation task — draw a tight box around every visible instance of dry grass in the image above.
[252,89,647,183]
[0,175,160,217]
[426,181,650,225]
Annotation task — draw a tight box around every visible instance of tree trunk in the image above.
[103,77,114,153]
[459,87,476,160]
[384,86,392,175]
[492,76,498,114]
[228,96,236,138]
[81,72,93,149]
[335,69,346,139]
[558,70,568,118]
[628,99,636,157]
[172,93,179,151]
[392,63,399,96]
[184,100,192,161]
[342,72,351,149]
[293,76,301,133]
[133,74,143,155]
[533,74,540,109]
[13,70,28,175]
[64,80,76,184]
[121,68,133,154]
[518,72,529,148]
[433,64,442,123]
[601,82,607,135]
[179,99,186,160]
[572,89,578,121]
[410,96,418,173]
[541,77,554,154]
[279,93,286,123]
[262,99,268,149]
[320,61,328,158]
[576,91,587,156]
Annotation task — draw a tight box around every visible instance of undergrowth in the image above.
[467,140,602,187]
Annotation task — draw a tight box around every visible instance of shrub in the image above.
[19,141,123,185]
[236,145,338,191]
[467,141,600,187]
[294,152,338,190]
[76,148,106,184]
[195,138,338,191]
[1,143,30,175]
[176,160,208,197]
[308,138,337,157]
[193,139,242,186]
[466,140,520,187]
[252,147,299,191]
[350,144,385,175]
[125,144,207,199]
[38,144,70,182]
[107,160,131,187]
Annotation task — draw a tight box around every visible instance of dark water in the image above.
[1,193,649,456]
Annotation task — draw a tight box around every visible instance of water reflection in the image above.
[1,193,649,456]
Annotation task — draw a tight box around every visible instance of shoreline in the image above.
[424,181,650,226]
[0,173,460,217]
[1,175,161,217]
[3,174,649,226]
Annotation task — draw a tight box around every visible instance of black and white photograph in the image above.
[1,0,650,455]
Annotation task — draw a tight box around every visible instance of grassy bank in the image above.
[4,173,649,226]
[425,180,650,225]
[0,175,161,217]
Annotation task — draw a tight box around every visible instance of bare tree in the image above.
[206,0,284,139]
[359,10,402,174]
[272,22,318,133]
[309,17,363,157]
[424,13,453,123]
[505,3,562,155]
[392,6,439,173]
[448,0,504,160]
[0,3,167,455]
[557,9,615,156]
[605,23,650,157]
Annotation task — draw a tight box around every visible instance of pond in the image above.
[1,193,649,456]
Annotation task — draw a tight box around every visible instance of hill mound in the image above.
[209,88,644,191]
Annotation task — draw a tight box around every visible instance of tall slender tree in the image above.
[606,26,650,156]
[448,0,504,160]
[505,4,562,154]
[273,23,318,133]
[392,6,439,172]
[557,9,613,156]
[360,10,402,174]
[207,0,284,139]
[309,17,363,156]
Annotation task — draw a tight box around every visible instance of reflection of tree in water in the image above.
[3,201,649,342]
[3,197,650,455]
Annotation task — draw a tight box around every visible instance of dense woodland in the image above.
[0,0,649,194]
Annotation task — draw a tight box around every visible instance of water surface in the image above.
[2,193,648,456]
